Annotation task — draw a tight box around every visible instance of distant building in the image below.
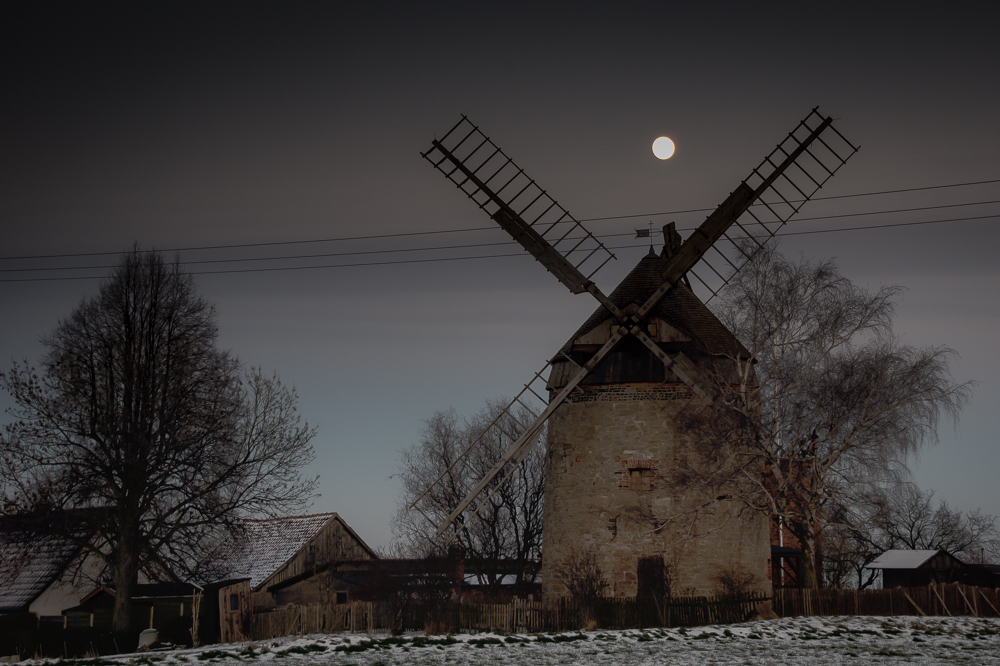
[0,509,119,617]
[0,530,99,617]
[60,579,251,645]
[865,549,967,588]
[213,512,377,608]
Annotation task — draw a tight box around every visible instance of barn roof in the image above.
[569,250,750,358]
[0,527,83,612]
[214,513,375,590]
[864,549,962,570]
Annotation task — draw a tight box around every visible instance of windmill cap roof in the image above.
[570,253,750,358]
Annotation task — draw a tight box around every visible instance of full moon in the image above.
[652,136,675,160]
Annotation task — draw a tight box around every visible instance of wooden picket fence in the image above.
[248,593,770,639]
[774,582,1000,619]
[248,584,1000,641]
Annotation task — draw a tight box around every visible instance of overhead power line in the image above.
[2,212,997,284]
[2,177,998,262]
[578,178,1000,223]
[2,196,999,277]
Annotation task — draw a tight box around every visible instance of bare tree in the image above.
[711,562,761,597]
[553,547,608,603]
[0,249,317,631]
[825,485,1000,588]
[687,243,972,589]
[392,401,544,597]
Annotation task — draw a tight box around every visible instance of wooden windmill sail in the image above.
[415,108,857,544]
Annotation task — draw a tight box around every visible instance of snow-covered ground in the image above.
[33,615,1000,665]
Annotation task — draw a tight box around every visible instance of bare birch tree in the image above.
[0,249,317,631]
[392,401,544,596]
[685,243,972,589]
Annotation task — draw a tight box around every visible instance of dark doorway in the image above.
[637,555,666,601]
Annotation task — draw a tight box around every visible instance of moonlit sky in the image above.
[2,3,998,551]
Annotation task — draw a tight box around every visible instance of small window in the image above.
[230,593,240,611]
[629,469,653,492]
[336,591,348,605]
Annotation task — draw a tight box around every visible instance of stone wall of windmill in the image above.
[540,253,771,600]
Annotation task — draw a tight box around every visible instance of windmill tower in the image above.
[416,109,857,598]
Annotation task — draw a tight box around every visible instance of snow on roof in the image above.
[0,529,82,611]
[462,572,541,587]
[864,550,943,569]
[215,513,335,589]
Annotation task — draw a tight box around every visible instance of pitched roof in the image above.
[214,513,374,590]
[0,529,83,611]
[570,251,749,358]
[864,550,951,570]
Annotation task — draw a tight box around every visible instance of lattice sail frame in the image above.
[409,362,553,541]
[412,108,858,542]
[423,117,616,295]
[688,108,858,302]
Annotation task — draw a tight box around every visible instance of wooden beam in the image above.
[630,327,723,405]
[431,139,595,295]
[634,184,755,323]
[979,588,1000,617]
[903,591,926,616]
[931,582,952,616]
[434,326,628,538]
[957,585,978,617]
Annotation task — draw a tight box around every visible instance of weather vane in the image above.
[635,221,661,248]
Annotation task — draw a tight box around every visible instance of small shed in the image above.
[62,578,251,645]
[865,549,967,588]
[214,513,377,608]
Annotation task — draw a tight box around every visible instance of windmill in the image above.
[416,109,857,597]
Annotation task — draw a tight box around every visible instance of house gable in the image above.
[0,519,104,616]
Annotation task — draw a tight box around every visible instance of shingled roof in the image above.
[214,513,375,590]
[0,527,83,612]
[570,250,750,358]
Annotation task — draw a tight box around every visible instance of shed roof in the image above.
[215,513,374,590]
[864,549,957,570]
[569,251,749,358]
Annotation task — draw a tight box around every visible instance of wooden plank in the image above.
[903,591,926,616]
[957,585,977,617]
[979,588,1000,617]
[930,583,952,616]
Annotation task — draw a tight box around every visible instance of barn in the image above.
[865,549,968,588]
[214,512,377,609]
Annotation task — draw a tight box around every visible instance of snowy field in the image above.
[33,616,1000,666]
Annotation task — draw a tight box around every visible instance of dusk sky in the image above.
[2,3,998,550]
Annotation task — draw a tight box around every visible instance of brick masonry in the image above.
[541,382,770,599]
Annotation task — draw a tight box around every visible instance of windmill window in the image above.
[629,468,653,491]
[336,591,348,605]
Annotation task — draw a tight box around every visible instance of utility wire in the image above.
[2,212,997,283]
[578,178,1000,223]
[2,177,998,262]
[3,198,998,276]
